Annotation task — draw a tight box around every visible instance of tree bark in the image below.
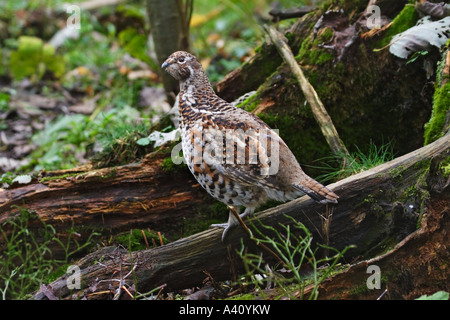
[29,134,449,300]
[315,192,449,300]
[146,0,192,104]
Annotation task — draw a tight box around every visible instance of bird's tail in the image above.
[293,176,339,204]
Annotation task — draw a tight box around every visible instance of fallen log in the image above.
[0,146,215,248]
[314,149,450,300]
[315,190,449,300]
[30,133,449,299]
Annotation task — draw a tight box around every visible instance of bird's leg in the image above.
[210,207,255,241]
[210,206,254,230]
[210,206,241,231]
[239,207,254,219]
[210,207,285,265]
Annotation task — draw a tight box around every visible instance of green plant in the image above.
[0,207,98,299]
[115,229,167,252]
[9,36,65,81]
[23,105,149,171]
[0,172,15,185]
[238,215,353,300]
[314,141,395,183]
[0,92,10,112]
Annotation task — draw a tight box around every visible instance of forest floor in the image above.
[0,0,448,301]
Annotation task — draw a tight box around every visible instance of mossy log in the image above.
[0,147,216,250]
[30,134,449,300]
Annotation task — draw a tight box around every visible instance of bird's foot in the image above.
[209,222,236,242]
[210,207,242,242]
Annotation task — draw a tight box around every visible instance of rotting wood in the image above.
[311,159,450,299]
[0,147,209,247]
[29,134,449,299]
[264,24,349,158]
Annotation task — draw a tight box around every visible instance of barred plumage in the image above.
[162,51,338,241]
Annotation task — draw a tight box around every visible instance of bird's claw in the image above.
[210,210,242,242]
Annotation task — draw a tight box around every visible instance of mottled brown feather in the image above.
[162,51,338,240]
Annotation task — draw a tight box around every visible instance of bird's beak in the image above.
[161,61,170,69]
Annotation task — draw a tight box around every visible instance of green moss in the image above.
[439,156,450,178]
[389,166,404,181]
[348,283,371,298]
[375,5,419,49]
[396,159,430,203]
[39,173,81,183]
[313,27,334,45]
[226,293,258,300]
[424,81,450,145]
[237,92,260,112]
[336,0,373,13]
[296,28,335,66]
[182,201,228,237]
[114,229,167,251]
[424,49,450,146]
[160,155,188,173]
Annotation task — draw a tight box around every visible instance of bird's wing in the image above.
[188,108,285,190]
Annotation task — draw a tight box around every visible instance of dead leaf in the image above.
[313,10,359,62]
[389,16,450,59]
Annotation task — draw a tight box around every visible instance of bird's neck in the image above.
[178,71,218,113]
[177,72,224,126]
[179,71,216,99]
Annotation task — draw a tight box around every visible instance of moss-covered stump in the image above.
[216,0,438,178]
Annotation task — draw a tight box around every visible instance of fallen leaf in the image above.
[389,16,450,59]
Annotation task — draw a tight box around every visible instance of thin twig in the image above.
[320,204,333,258]
[155,284,165,300]
[158,231,164,246]
[141,230,150,250]
[264,24,349,159]
[121,285,134,299]
[227,244,238,283]
[202,270,228,298]
[113,261,123,300]
[229,206,285,266]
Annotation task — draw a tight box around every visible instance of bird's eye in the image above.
[178,57,185,63]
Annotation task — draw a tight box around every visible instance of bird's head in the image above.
[161,51,203,82]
